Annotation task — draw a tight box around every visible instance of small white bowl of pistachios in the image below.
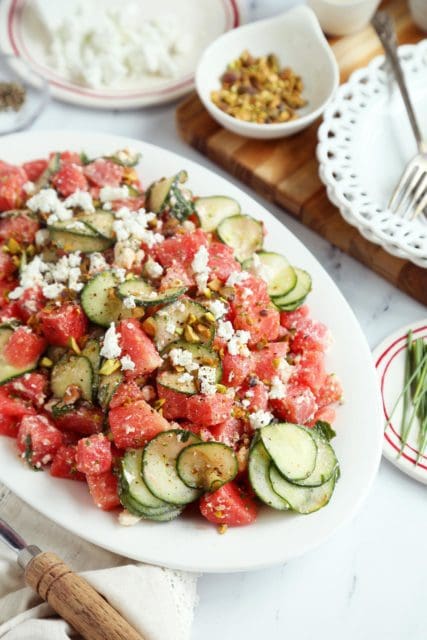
[195,5,339,140]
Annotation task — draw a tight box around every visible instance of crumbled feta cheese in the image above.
[9,252,83,300]
[112,207,162,248]
[207,299,228,319]
[103,201,113,211]
[269,376,286,400]
[27,188,70,223]
[64,189,95,212]
[249,410,274,430]
[183,220,195,232]
[191,245,210,294]
[165,319,176,335]
[227,330,250,356]
[23,181,35,195]
[177,372,193,384]
[241,398,251,409]
[241,287,252,299]
[89,252,109,274]
[120,355,135,371]
[100,185,129,202]
[198,366,217,396]
[169,348,199,372]
[100,322,121,359]
[144,257,163,279]
[123,295,136,309]
[251,253,269,283]
[35,228,49,247]
[42,283,65,299]
[118,509,141,526]
[278,359,294,383]
[217,320,234,341]
[112,267,126,283]
[226,271,249,287]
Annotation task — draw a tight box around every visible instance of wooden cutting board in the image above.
[176,0,427,306]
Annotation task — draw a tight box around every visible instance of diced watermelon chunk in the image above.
[209,417,244,447]
[270,384,318,425]
[52,163,88,197]
[4,372,47,407]
[117,319,162,376]
[0,165,27,211]
[109,381,145,409]
[208,242,240,282]
[308,406,337,427]
[233,306,280,346]
[52,403,103,436]
[153,229,208,268]
[15,286,45,321]
[0,213,40,243]
[0,388,36,418]
[291,319,330,354]
[238,381,268,413]
[252,342,289,383]
[17,415,63,466]
[230,274,270,313]
[50,445,85,481]
[315,373,343,407]
[76,433,112,475]
[199,482,257,526]
[38,303,88,347]
[84,159,124,187]
[221,352,253,387]
[157,384,188,420]
[0,251,16,280]
[22,159,48,182]
[294,350,326,393]
[279,305,310,329]
[109,399,169,448]
[0,414,19,438]
[186,394,234,427]
[159,264,193,291]
[86,470,120,511]
[3,327,46,368]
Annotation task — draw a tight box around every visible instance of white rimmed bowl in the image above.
[195,5,339,140]
[307,0,381,37]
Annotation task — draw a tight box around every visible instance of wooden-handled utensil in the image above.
[0,517,145,640]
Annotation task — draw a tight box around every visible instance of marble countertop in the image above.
[21,3,426,634]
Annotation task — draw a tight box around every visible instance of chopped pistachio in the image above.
[99,359,121,375]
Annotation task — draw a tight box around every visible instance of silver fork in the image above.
[372,11,427,221]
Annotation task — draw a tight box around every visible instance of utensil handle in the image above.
[372,11,427,155]
[25,551,144,640]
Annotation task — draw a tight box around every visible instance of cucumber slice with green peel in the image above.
[273,268,312,309]
[260,422,318,482]
[120,491,182,521]
[276,297,308,312]
[97,370,123,410]
[0,326,40,385]
[216,214,263,263]
[49,228,113,253]
[176,442,238,491]
[120,450,172,510]
[157,340,222,395]
[291,430,338,488]
[50,355,93,402]
[81,339,101,397]
[36,152,60,189]
[117,278,187,308]
[147,170,194,221]
[194,196,240,232]
[144,298,215,350]
[248,440,290,510]
[270,464,337,514]
[243,251,297,298]
[81,271,123,327]
[76,211,114,239]
[142,430,202,505]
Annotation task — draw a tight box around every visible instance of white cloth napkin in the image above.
[0,485,198,640]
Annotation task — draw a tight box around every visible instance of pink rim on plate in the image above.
[374,320,427,484]
[0,0,239,108]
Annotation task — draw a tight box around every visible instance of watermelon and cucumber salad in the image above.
[0,149,343,530]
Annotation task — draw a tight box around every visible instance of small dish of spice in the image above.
[196,5,339,139]
[0,54,49,134]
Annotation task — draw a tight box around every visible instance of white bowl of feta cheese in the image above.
[0,0,240,108]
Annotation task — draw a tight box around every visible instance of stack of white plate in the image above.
[317,40,427,268]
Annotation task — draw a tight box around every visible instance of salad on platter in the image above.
[0,149,343,530]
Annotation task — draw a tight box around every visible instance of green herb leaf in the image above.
[314,420,336,441]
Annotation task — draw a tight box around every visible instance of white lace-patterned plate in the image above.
[0,132,383,573]
[374,320,427,485]
[317,41,427,268]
